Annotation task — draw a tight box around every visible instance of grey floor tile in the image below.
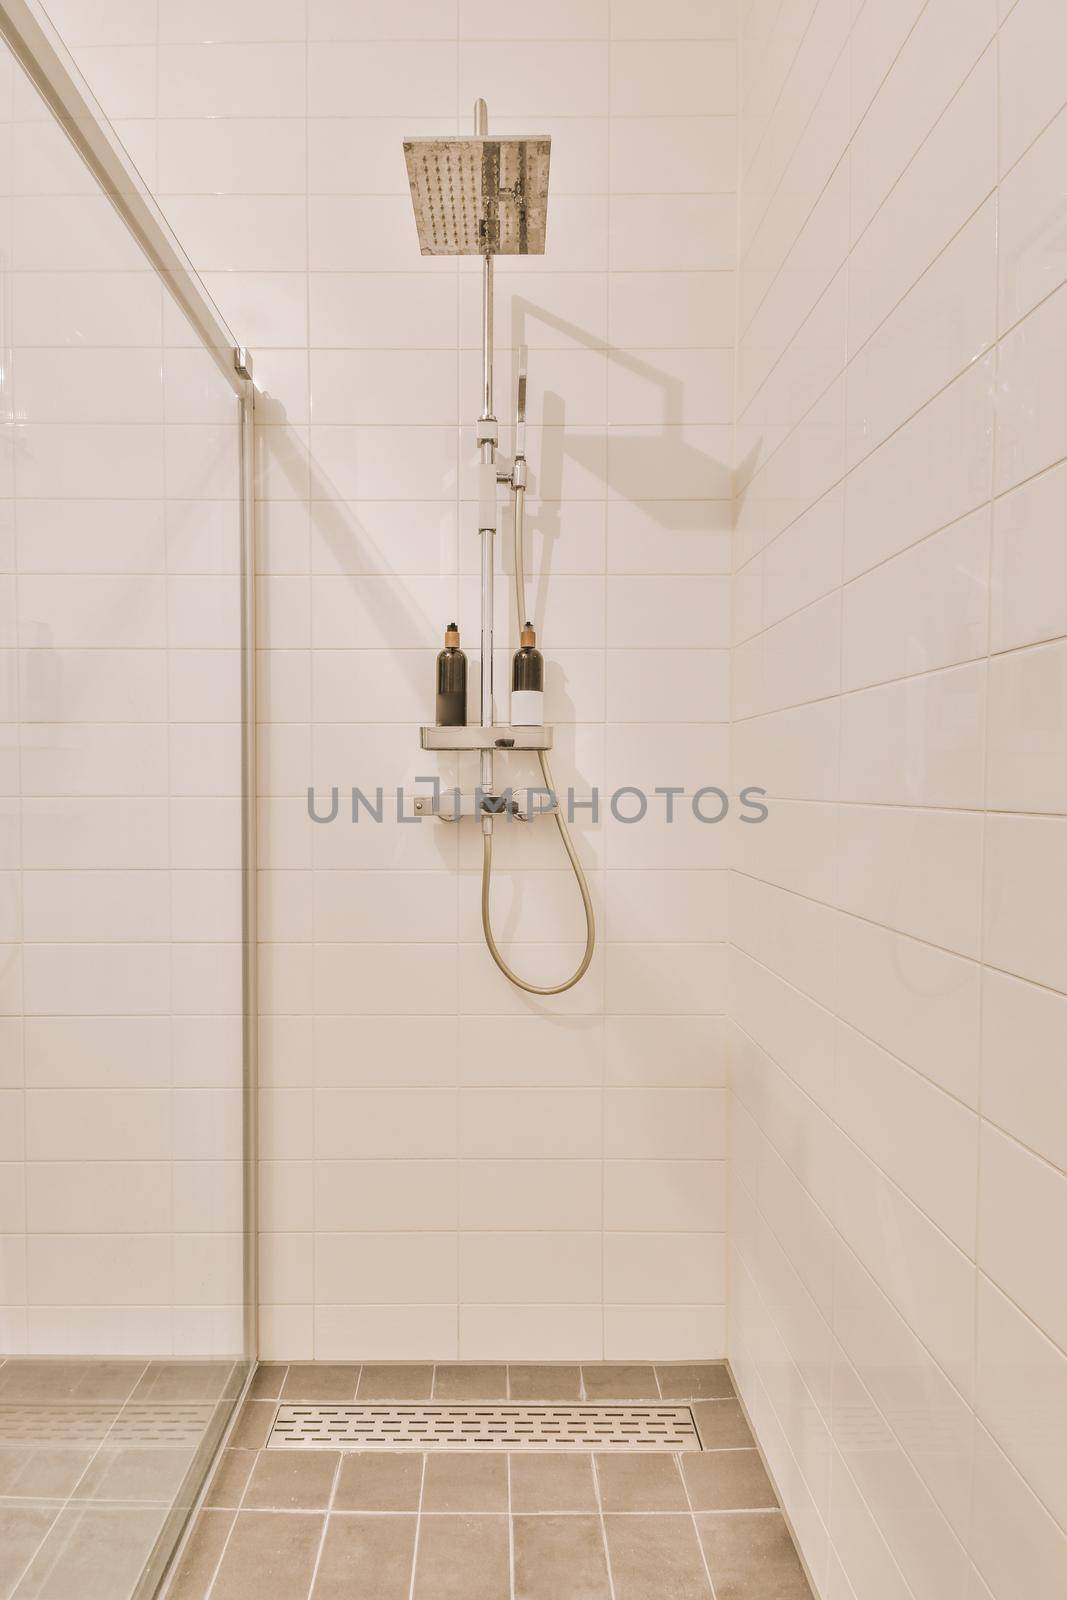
[595,1451,689,1512]
[0,1362,144,1405]
[509,1453,598,1512]
[432,1364,507,1401]
[12,1503,167,1600]
[204,1449,257,1509]
[696,1512,813,1599]
[227,1402,276,1452]
[507,1364,582,1401]
[164,1509,234,1600]
[211,1510,324,1600]
[313,1514,416,1600]
[0,1365,82,1403]
[333,1452,423,1513]
[129,1363,237,1405]
[243,1450,339,1510]
[604,1514,713,1600]
[0,1505,59,1600]
[0,1446,93,1501]
[248,1365,287,1400]
[581,1364,659,1400]
[281,1365,360,1403]
[412,1514,509,1600]
[356,1364,433,1400]
[422,1452,508,1512]
[692,1399,754,1450]
[71,1443,197,1506]
[656,1363,734,1400]
[513,1513,611,1600]
[682,1450,777,1511]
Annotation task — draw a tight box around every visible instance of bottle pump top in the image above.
[521,621,536,648]
[444,622,460,647]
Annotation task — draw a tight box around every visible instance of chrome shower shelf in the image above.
[420,724,552,752]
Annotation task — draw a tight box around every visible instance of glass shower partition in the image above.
[0,3,256,1596]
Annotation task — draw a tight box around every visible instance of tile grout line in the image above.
[303,1447,343,1600]
[506,1451,516,1600]
[201,1405,263,1600]
[677,1444,719,1599]
[589,1451,619,1600]
[406,1451,428,1600]
[3,1497,66,1598]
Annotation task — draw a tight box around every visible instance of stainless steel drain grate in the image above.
[267,1404,701,1452]
[0,1404,117,1445]
[0,1402,217,1446]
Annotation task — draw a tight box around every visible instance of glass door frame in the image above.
[0,1,259,1590]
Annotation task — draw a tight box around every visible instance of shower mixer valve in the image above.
[413,788,560,823]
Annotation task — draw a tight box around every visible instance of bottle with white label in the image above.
[511,621,544,726]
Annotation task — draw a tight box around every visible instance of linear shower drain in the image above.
[0,1402,217,1446]
[267,1404,701,1452]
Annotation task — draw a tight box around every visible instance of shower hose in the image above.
[480,481,597,995]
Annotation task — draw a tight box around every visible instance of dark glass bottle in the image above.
[511,621,544,726]
[435,623,467,727]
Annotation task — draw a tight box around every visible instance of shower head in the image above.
[403,133,551,256]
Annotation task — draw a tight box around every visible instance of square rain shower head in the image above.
[403,135,551,256]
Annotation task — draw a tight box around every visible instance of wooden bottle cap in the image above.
[520,621,536,649]
[444,623,460,648]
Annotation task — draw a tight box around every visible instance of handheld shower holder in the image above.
[412,788,558,824]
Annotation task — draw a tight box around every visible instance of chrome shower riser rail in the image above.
[406,98,595,995]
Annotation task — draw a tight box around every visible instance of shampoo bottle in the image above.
[511,621,544,727]
[435,623,467,727]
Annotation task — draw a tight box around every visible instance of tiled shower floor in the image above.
[165,1363,813,1600]
[0,1357,242,1600]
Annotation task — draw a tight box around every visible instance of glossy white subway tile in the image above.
[991,460,1067,653]
[458,1304,603,1361]
[986,640,1067,813]
[312,0,457,39]
[313,1158,454,1228]
[998,0,1067,175]
[998,105,1067,333]
[458,42,609,117]
[976,1274,1067,1532]
[458,1160,601,1230]
[995,279,1067,494]
[969,1422,1067,1600]
[981,968,1067,1173]
[841,510,991,691]
[839,662,988,811]
[460,1232,601,1303]
[983,814,1067,991]
[605,1231,726,1304]
[848,48,997,346]
[158,42,307,117]
[846,199,997,470]
[835,1021,980,1252]
[835,802,984,958]
[843,354,995,582]
[611,41,736,116]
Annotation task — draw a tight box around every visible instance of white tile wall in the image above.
[0,27,246,1357]
[731,4,1067,1599]
[34,17,1067,1599]
[55,0,739,1361]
